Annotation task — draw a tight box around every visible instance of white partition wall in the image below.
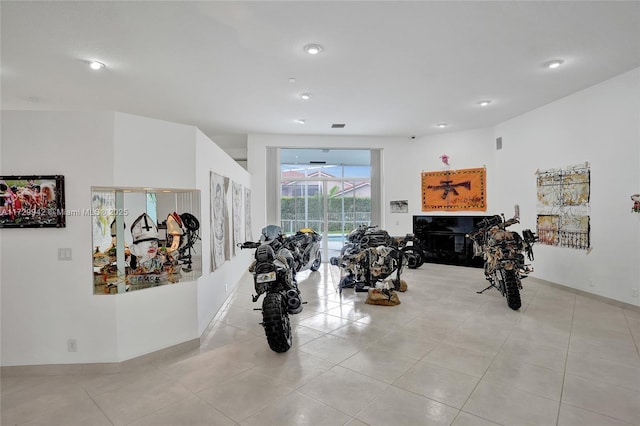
[1,111,252,366]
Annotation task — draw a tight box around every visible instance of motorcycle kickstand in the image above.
[476,284,495,294]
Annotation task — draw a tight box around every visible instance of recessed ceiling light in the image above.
[304,44,323,55]
[89,61,105,70]
[544,59,564,69]
[478,100,491,107]
[300,93,312,100]
[436,123,448,128]
[294,119,305,124]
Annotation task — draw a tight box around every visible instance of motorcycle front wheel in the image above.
[504,269,522,310]
[262,292,293,352]
[310,252,321,271]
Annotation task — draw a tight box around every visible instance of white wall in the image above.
[194,129,253,335]
[113,113,197,188]
[401,127,498,226]
[110,113,200,361]
[247,131,496,238]
[494,68,640,306]
[247,69,639,307]
[1,111,252,366]
[1,111,120,365]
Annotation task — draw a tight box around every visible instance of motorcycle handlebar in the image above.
[238,241,261,249]
[477,215,502,229]
[502,217,520,228]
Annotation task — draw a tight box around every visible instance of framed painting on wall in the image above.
[0,175,66,228]
[210,171,231,270]
[421,167,486,211]
[390,200,408,213]
[536,162,590,250]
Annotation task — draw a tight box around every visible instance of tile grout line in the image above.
[556,290,577,426]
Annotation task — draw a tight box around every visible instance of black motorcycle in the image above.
[466,206,537,310]
[238,225,303,353]
[283,227,323,274]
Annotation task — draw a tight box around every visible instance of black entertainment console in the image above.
[413,215,492,268]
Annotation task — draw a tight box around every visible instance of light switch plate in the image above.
[58,248,72,261]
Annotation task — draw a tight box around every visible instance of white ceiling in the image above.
[2,1,639,158]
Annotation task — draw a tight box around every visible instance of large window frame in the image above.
[276,148,381,261]
[266,147,382,233]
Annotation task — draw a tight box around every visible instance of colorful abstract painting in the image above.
[421,167,486,211]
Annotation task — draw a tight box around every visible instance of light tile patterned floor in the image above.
[2,263,640,425]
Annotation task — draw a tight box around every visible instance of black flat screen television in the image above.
[413,215,492,267]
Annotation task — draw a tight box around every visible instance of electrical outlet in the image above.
[588,279,595,288]
[632,288,639,298]
[224,283,228,292]
[67,339,77,352]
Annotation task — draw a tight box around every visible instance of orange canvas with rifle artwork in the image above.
[421,167,486,211]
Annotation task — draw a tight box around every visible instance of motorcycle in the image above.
[283,227,323,274]
[466,206,537,310]
[238,225,303,353]
[330,225,407,293]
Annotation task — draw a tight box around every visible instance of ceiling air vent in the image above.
[331,123,346,129]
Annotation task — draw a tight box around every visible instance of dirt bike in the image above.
[330,225,406,293]
[283,228,323,274]
[466,206,537,310]
[238,225,303,353]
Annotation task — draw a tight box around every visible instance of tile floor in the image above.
[2,263,640,426]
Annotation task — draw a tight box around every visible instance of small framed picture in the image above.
[390,200,408,213]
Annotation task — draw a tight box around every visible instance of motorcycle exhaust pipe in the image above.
[286,289,302,314]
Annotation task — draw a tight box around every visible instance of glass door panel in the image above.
[280,149,371,263]
[326,179,372,260]
[281,178,325,230]
[326,179,347,259]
